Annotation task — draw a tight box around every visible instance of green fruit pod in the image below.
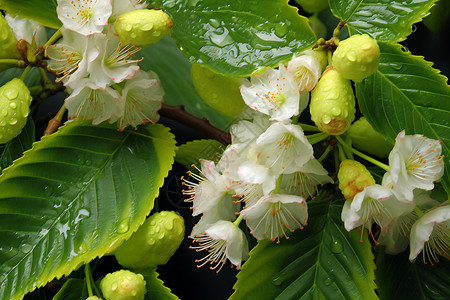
[332,34,380,82]
[348,117,394,158]
[100,270,146,300]
[295,0,329,13]
[0,78,33,144]
[310,67,355,135]
[0,14,20,72]
[114,9,172,46]
[115,211,185,269]
[191,64,246,118]
[338,159,375,200]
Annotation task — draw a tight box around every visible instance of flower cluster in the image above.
[340,131,448,263]
[183,52,334,270]
[46,0,164,130]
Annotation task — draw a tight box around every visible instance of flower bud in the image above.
[332,34,380,82]
[191,64,246,118]
[115,211,185,269]
[348,117,393,158]
[310,67,355,135]
[0,78,33,144]
[100,270,146,300]
[338,159,375,199]
[0,14,20,71]
[114,9,172,46]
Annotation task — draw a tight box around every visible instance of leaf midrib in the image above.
[0,125,135,294]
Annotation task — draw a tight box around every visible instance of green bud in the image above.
[191,64,246,118]
[0,78,33,144]
[332,34,380,82]
[348,117,393,158]
[310,67,355,135]
[295,0,329,13]
[338,159,375,200]
[100,270,146,300]
[0,14,20,71]
[86,297,103,300]
[115,211,185,269]
[114,9,172,46]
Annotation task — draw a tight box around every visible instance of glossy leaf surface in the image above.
[142,268,179,300]
[376,250,450,299]
[0,0,61,29]
[175,139,223,170]
[356,42,450,192]
[139,36,232,130]
[231,201,377,299]
[329,0,436,41]
[0,122,176,300]
[153,0,316,76]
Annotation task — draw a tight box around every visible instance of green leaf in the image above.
[0,116,35,172]
[139,36,232,130]
[231,201,377,300]
[375,249,450,299]
[356,42,450,193]
[0,67,41,88]
[141,268,179,300]
[155,0,316,76]
[175,139,223,170]
[0,0,61,29]
[52,278,88,300]
[329,0,436,41]
[0,121,176,300]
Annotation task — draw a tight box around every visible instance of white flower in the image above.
[190,220,249,271]
[5,14,47,46]
[341,184,413,232]
[281,159,334,199]
[65,79,123,124]
[240,64,300,121]
[256,122,314,175]
[45,28,97,85]
[88,28,141,88]
[240,194,308,242]
[287,53,321,92]
[230,115,271,146]
[182,159,233,217]
[190,194,240,237]
[111,0,148,19]
[378,189,436,254]
[57,0,112,36]
[116,70,163,130]
[389,131,444,201]
[409,205,450,263]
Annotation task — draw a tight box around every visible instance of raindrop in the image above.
[274,23,288,38]
[272,276,283,286]
[322,115,331,124]
[19,243,33,254]
[125,24,133,32]
[209,19,220,29]
[324,278,332,286]
[112,283,118,291]
[9,102,17,109]
[1,109,7,117]
[152,30,161,37]
[141,23,153,31]
[74,209,90,224]
[9,118,17,125]
[118,218,130,234]
[412,24,417,33]
[331,239,343,254]
[5,90,18,100]
[355,10,373,17]
[210,28,234,47]
[391,63,403,71]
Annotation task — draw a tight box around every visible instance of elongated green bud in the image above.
[310,67,355,135]
[0,78,32,144]
[348,117,393,158]
[100,270,146,300]
[191,64,246,118]
[115,211,185,269]
[338,159,375,199]
[114,9,172,46]
[332,34,380,82]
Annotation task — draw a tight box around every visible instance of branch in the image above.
[159,104,231,145]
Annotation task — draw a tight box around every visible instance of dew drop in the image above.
[131,290,137,296]
[20,243,33,254]
[272,276,283,286]
[332,107,341,116]
[9,118,17,125]
[331,239,343,253]
[125,24,133,32]
[148,238,155,245]
[9,102,17,109]
[274,23,288,38]
[356,10,373,17]
[141,22,153,31]
[322,115,331,124]
[391,63,403,71]
[209,19,220,29]
[130,32,137,38]
[347,53,356,62]
[118,219,129,234]
[210,28,234,47]
[152,30,161,37]
[165,220,174,230]
[1,109,7,117]
[324,278,332,286]
[5,90,18,100]
[111,283,118,291]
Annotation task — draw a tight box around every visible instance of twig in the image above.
[159,104,231,145]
